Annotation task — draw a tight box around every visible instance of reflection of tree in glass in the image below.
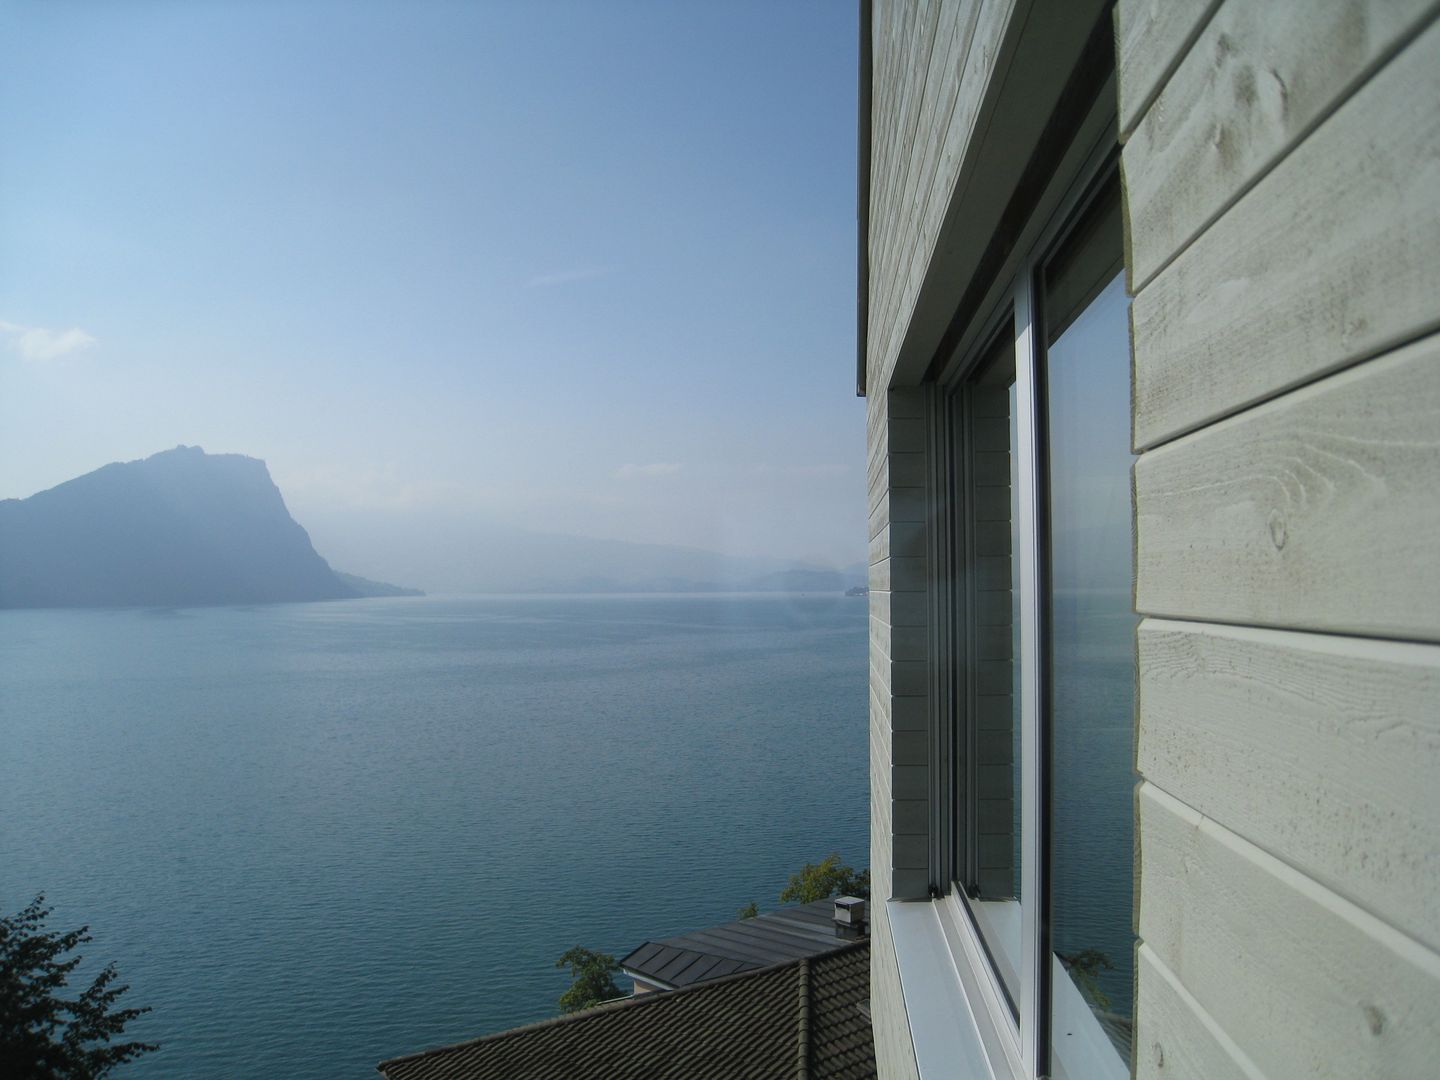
[1059,947,1113,1011]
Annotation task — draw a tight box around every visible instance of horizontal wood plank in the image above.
[1135,336,1440,640]
[1130,18,1440,449]
[1139,783,1440,1080]
[1125,0,1437,291]
[1138,618,1440,951]
[1116,0,1221,139]
[1134,945,1265,1080]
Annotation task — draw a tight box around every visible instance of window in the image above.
[934,169,1135,1079]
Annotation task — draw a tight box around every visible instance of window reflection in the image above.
[1044,268,1137,1067]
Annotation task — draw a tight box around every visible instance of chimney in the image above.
[833,896,867,937]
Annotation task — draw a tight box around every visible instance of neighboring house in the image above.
[622,898,869,993]
[376,940,876,1079]
[860,2,1439,1079]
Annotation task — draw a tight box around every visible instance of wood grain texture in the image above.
[1135,336,1440,640]
[1125,0,1437,291]
[1130,18,1440,449]
[1139,783,1440,1080]
[1134,945,1265,1080]
[867,0,946,390]
[1116,0,1220,139]
[877,0,1009,382]
[1138,619,1440,951]
[869,0,1013,393]
[871,0,969,363]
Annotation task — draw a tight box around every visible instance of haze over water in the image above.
[0,594,868,1079]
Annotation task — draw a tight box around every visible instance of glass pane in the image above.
[960,335,1023,1009]
[1044,267,1137,1072]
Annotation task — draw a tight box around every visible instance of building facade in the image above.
[860,2,1440,1077]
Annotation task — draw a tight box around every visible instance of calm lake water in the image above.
[0,594,868,1078]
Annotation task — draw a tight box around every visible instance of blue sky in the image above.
[0,1,863,568]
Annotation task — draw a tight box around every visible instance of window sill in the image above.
[888,898,1131,1080]
[887,898,1007,1080]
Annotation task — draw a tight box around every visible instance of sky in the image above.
[0,0,864,572]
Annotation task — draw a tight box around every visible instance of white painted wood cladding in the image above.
[1115,0,1220,139]
[1139,784,1440,1080]
[1133,945,1264,1080]
[1135,336,1440,640]
[1138,619,1440,953]
[1129,16,1440,450]
[1124,0,1438,292]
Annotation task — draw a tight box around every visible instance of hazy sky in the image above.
[0,1,864,568]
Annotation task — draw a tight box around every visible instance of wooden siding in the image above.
[870,1,1440,1077]
[1134,945,1264,1080]
[1114,0,1220,140]
[866,0,1112,391]
[1129,16,1440,450]
[1134,335,1440,640]
[1138,620,1440,954]
[1122,1,1440,1076]
[867,0,1009,392]
[1124,0,1436,292]
[1139,785,1440,1079]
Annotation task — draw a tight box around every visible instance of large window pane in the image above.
[1044,252,1137,1070]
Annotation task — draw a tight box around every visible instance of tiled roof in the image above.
[376,941,876,1080]
[621,899,860,989]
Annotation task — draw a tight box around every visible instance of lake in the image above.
[0,594,869,1078]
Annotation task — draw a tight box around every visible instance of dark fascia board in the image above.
[856,0,873,398]
[874,0,1114,391]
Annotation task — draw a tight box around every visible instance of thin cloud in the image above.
[613,462,683,480]
[526,266,616,289]
[0,320,98,363]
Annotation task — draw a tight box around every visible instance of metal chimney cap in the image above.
[833,896,866,926]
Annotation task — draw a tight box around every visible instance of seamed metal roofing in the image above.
[375,940,876,1080]
[620,899,859,989]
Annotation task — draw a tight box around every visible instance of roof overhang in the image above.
[858,0,1116,395]
[856,0,872,397]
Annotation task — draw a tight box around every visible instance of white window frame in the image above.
[914,109,1132,1080]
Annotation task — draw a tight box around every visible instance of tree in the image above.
[0,895,157,1079]
[778,854,870,904]
[555,947,622,1013]
[736,901,759,920]
[1059,948,1114,1012]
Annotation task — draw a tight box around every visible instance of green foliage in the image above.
[555,947,622,1014]
[1060,948,1113,1012]
[0,895,157,1079]
[778,854,870,904]
[736,901,759,920]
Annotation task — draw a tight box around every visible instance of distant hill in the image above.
[333,571,424,598]
[0,446,420,610]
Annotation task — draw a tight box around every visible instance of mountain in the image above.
[333,571,424,598]
[0,446,371,610]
